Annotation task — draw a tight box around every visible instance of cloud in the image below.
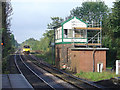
[11,0,116,43]
[11,0,83,3]
[11,0,117,3]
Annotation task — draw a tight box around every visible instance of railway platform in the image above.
[2,74,33,89]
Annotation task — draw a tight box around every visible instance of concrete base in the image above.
[2,74,33,89]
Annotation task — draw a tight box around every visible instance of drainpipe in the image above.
[93,48,96,72]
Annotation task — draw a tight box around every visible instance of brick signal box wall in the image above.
[69,49,106,73]
[55,44,73,69]
[55,44,107,73]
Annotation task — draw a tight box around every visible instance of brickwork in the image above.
[55,44,73,69]
[69,50,106,73]
[55,44,107,73]
[94,51,106,72]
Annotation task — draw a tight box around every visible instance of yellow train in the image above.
[22,45,30,54]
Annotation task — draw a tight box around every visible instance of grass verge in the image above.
[33,51,119,82]
[35,52,54,65]
[74,71,120,81]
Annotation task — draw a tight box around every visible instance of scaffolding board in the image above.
[74,27,102,30]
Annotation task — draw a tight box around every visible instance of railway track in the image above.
[23,54,105,90]
[14,52,77,89]
[14,54,54,89]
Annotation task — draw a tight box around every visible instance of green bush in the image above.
[2,56,10,74]
[35,50,54,65]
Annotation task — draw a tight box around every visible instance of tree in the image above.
[47,17,64,47]
[21,38,39,50]
[10,34,19,48]
[108,1,120,59]
[47,17,64,29]
[101,1,120,67]
[70,1,108,22]
[1,1,13,57]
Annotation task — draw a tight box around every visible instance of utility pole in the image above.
[53,27,56,65]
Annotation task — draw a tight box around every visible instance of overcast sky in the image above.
[11,0,115,43]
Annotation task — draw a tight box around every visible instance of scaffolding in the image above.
[72,21,102,48]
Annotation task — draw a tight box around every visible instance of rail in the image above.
[28,54,105,89]
[14,51,54,89]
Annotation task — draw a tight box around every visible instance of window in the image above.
[80,30,84,38]
[75,30,80,38]
[68,29,73,38]
[74,30,86,38]
[64,29,68,38]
